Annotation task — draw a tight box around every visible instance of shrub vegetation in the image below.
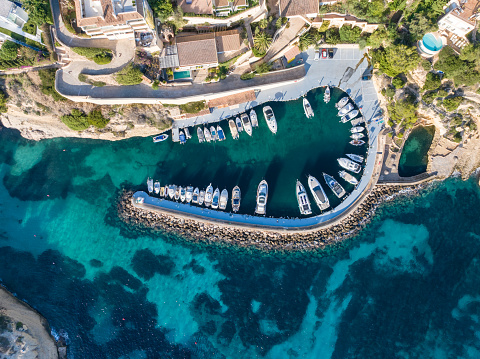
[115,64,143,85]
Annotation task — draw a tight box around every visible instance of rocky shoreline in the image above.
[117,183,429,252]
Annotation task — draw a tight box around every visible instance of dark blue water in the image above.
[1,125,480,358]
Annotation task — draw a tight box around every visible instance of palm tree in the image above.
[298,32,314,51]
[258,18,269,30]
[254,32,272,54]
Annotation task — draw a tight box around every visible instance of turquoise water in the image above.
[399,125,435,177]
[422,33,443,52]
[1,104,480,357]
[173,70,192,80]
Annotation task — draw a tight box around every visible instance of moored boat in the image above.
[168,185,176,199]
[255,180,268,215]
[350,132,365,140]
[197,127,205,143]
[153,134,168,142]
[210,126,217,141]
[346,153,364,163]
[323,173,346,198]
[303,97,314,118]
[219,189,228,210]
[341,110,359,123]
[204,127,212,142]
[235,117,243,132]
[198,190,205,206]
[192,187,199,204]
[217,125,226,141]
[179,131,186,144]
[250,109,258,127]
[338,157,362,174]
[211,188,220,209]
[324,86,331,103]
[186,186,193,203]
[231,186,241,212]
[350,126,364,133]
[350,140,365,146]
[180,187,186,202]
[307,175,330,211]
[184,127,191,139]
[241,113,253,136]
[229,119,239,139]
[147,177,153,193]
[339,170,359,185]
[338,103,354,117]
[296,180,312,215]
[160,186,165,197]
[175,186,181,201]
[263,106,277,134]
[336,97,349,109]
[163,185,168,197]
[154,181,160,195]
[205,184,213,207]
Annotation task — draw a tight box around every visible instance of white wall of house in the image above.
[438,13,475,37]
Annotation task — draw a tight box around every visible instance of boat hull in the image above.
[307,175,330,211]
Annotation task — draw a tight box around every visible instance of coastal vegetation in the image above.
[115,64,144,85]
[72,47,113,65]
[61,109,110,131]
[179,101,206,114]
[38,69,65,101]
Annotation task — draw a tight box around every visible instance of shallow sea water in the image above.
[1,111,480,358]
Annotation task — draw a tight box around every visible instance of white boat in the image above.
[184,127,191,139]
[303,97,314,118]
[296,180,312,215]
[324,86,331,103]
[204,127,212,142]
[307,175,330,211]
[263,106,277,134]
[346,153,364,163]
[160,186,165,197]
[323,173,346,198]
[217,125,226,141]
[350,140,365,146]
[197,127,205,143]
[180,187,186,202]
[168,185,176,199]
[250,109,258,127]
[175,186,181,201]
[235,117,243,132]
[192,187,199,204]
[338,103,354,117]
[219,189,228,210]
[198,190,205,206]
[147,177,153,193]
[241,113,252,136]
[205,184,213,207]
[153,134,168,142]
[339,170,358,185]
[341,110,359,123]
[154,181,160,195]
[350,132,365,140]
[336,97,349,109]
[179,131,186,144]
[211,188,220,209]
[338,157,361,174]
[186,186,193,203]
[350,126,364,133]
[229,119,239,139]
[210,126,217,141]
[232,186,241,212]
[255,180,268,215]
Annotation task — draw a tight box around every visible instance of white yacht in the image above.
[350,132,365,140]
[351,126,364,133]
[346,153,364,163]
[323,173,346,198]
[219,189,228,210]
[235,117,243,133]
[197,127,205,143]
[338,103,354,117]
[339,170,359,185]
[232,186,241,213]
[168,185,176,199]
[324,86,331,103]
[296,180,312,215]
[211,188,220,209]
[336,97,349,109]
[341,110,359,123]
[184,127,191,139]
[175,187,181,201]
[198,190,205,206]
[154,181,160,195]
[229,119,239,139]
[255,180,268,215]
[250,109,258,127]
[180,187,187,202]
[147,177,153,194]
[192,188,199,204]
[262,106,277,134]
[205,184,213,207]
[338,157,361,174]
[303,97,314,118]
[186,186,193,203]
[307,175,330,211]
[204,127,212,142]
[241,113,253,136]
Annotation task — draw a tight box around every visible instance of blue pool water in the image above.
[173,70,191,80]
[422,33,443,52]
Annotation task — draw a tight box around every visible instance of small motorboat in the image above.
[339,170,359,185]
[255,180,268,215]
[204,127,212,142]
[186,186,193,203]
[211,188,220,209]
[263,106,277,134]
[217,125,226,141]
[163,185,168,198]
[341,110,359,123]
[197,127,205,143]
[154,181,160,195]
[308,175,330,211]
[175,186,181,201]
[232,186,241,213]
[303,97,314,118]
[350,126,364,133]
[219,189,228,210]
[205,184,213,207]
[180,187,186,202]
[323,173,346,198]
[192,187,199,204]
[338,157,361,174]
[168,185,176,199]
[324,86,331,103]
[147,177,153,193]
[336,97,349,109]
[350,140,365,146]
[229,119,239,139]
[184,127,191,139]
[338,103,354,117]
[241,113,253,136]
[235,117,243,132]
[346,153,364,163]
[296,180,312,215]
[250,109,258,127]
[350,132,365,140]
[210,126,217,141]
[153,134,168,142]
[198,190,205,206]
[179,131,186,144]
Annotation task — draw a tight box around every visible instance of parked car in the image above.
[322,49,328,59]
[314,49,320,61]
[328,48,334,59]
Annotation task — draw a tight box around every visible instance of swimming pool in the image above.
[173,70,191,80]
[422,33,443,52]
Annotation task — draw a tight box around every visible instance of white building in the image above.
[438,0,479,38]
[0,0,28,28]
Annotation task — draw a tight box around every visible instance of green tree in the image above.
[87,110,109,128]
[61,109,89,131]
[375,44,420,77]
[253,32,272,54]
[366,26,390,48]
[339,25,362,43]
[0,41,19,61]
[435,46,480,86]
[407,14,438,41]
[258,18,269,30]
[388,97,418,128]
[23,0,52,25]
[275,17,287,29]
[459,44,480,64]
[443,96,463,112]
[367,0,384,18]
[298,32,314,51]
[325,27,341,45]
[388,0,407,11]
[115,64,143,86]
[0,89,7,113]
[422,72,441,91]
[392,76,406,89]
[169,6,186,30]
[150,0,173,20]
[255,62,271,74]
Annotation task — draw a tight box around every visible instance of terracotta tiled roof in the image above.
[75,0,145,27]
[279,0,318,17]
[283,45,300,62]
[215,29,241,52]
[177,0,213,15]
[207,90,256,108]
[215,0,247,7]
[176,33,218,66]
[448,0,480,25]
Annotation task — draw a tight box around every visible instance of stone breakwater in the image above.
[117,184,426,252]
